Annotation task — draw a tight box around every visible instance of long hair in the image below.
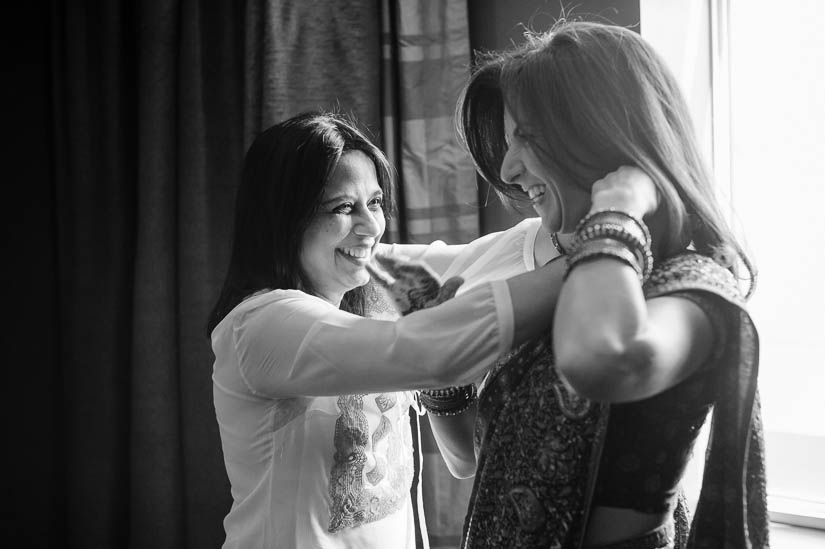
[207,112,395,335]
[459,21,755,294]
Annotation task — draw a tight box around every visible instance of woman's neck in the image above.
[534,229,573,267]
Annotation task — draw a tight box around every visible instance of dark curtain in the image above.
[11,0,480,547]
[17,1,383,547]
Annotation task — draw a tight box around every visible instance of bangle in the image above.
[575,222,646,252]
[575,223,650,275]
[565,237,644,281]
[572,209,653,281]
[575,208,652,246]
[418,384,477,416]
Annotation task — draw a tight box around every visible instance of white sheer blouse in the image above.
[210,217,541,548]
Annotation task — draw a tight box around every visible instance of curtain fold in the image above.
[243,0,382,141]
[48,1,383,547]
[51,1,138,545]
[381,0,479,245]
[43,1,477,547]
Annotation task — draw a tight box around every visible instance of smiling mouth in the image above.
[527,184,546,204]
[337,246,372,264]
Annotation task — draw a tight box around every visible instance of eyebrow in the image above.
[319,189,383,206]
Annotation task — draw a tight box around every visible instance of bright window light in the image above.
[642,0,825,529]
[727,0,825,526]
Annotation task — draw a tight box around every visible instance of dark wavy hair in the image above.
[459,21,755,295]
[207,112,396,335]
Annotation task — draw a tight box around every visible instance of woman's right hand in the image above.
[589,165,660,219]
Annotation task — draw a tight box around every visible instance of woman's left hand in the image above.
[367,254,464,316]
[589,165,660,218]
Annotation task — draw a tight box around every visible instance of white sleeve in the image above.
[378,218,539,291]
[232,282,514,398]
[378,219,535,278]
[376,240,467,276]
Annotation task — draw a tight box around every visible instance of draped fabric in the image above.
[380,0,479,245]
[29,1,478,548]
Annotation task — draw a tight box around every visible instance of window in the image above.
[726,0,825,528]
[642,0,825,531]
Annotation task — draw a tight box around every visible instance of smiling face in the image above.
[500,109,591,234]
[299,150,386,306]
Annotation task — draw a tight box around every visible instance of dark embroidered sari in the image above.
[461,253,768,548]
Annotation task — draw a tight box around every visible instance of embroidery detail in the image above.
[644,253,744,307]
[462,252,763,548]
[371,414,392,448]
[375,393,397,413]
[329,395,369,532]
[463,336,605,547]
[508,485,547,533]
[366,456,387,485]
[328,393,413,533]
[552,382,593,419]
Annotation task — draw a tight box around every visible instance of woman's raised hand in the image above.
[367,254,464,316]
[590,165,660,218]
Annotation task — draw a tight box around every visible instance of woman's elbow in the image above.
[555,340,655,401]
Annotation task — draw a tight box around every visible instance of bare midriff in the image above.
[582,506,671,547]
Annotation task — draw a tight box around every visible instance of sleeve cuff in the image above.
[489,279,514,356]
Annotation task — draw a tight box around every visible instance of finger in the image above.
[439,277,465,300]
[444,276,464,291]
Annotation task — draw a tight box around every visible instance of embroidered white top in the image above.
[211,217,541,548]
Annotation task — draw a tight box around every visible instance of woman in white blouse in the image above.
[207,112,564,549]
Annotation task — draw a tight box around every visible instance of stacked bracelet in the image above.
[566,208,654,282]
[575,209,652,243]
[567,237,644,280]
[418,384,477,416]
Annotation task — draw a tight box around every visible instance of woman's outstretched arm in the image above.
[222,256,564,399]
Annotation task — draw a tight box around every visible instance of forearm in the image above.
[505,256,566,345]
[244,281,513,397]
[552,258,652,399]
[427,404,478,479]
[377,241,467,277]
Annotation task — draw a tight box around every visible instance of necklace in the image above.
[551,232,567,255]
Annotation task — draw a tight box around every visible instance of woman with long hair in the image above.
[207,111,567,548]
[452,21,767,548]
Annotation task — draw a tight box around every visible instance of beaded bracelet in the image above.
[418,384,477,416]
[575,221,645,251]
[575,208,652,246]
[575,223,650,276]
[572,209,653,281]
[564,237,644,282]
